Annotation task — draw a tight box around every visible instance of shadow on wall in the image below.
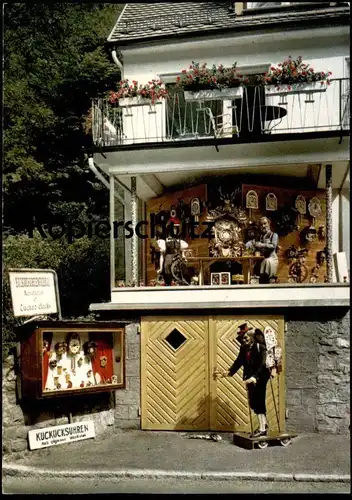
[20,392,115,427]
[176,394,211,431]
[175,394,250,433]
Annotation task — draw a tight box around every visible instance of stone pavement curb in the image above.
[2,464,351,483]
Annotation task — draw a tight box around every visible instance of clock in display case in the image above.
[20,322,125,400]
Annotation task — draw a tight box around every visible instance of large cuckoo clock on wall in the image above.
[209,217,244,258]
[206,193,249,258]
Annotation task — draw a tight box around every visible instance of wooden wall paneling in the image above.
[140,315,285,432]
[145,184,209,284]
[242,184,327,283]
[144,179,327,285]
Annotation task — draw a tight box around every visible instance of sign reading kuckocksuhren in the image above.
[9,269,59,317]
[28,421,95,450]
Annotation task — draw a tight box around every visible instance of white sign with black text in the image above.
[9,269,59,317]
[28,421,95,450]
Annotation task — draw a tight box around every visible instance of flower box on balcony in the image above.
[119,97,156,107]
[184,86,244,102]
[265,81,328,97]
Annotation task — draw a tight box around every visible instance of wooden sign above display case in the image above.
[20,322,125,400]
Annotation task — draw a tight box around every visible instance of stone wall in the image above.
[2,320,141,460]
[112,322,141,429]
[316,310,350,433]
[285,308,350,434]
[3,354,28,458]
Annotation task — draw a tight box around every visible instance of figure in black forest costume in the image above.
[215,323,271,437]
[245,216,279,284]
[157,236,189,285]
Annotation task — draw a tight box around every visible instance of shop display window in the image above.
[20,323,125,399]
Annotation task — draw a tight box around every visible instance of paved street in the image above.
[12,431,351,478]
[3,430,350,495]
[2,476,351,494]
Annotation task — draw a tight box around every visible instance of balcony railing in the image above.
[91,78,349,148]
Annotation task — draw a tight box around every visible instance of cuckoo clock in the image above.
[206,196,248,258]
[308,197,322,226]
[266,193,277,212]
[154,209,170,226]
[190,197,201,222]
[295,194,306,228]
[208,216,244,258]
[246,190,259,210]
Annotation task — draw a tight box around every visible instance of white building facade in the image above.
[87,2,350,435]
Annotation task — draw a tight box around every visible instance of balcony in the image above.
[91,78,349,150]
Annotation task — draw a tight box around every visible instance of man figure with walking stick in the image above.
[215,323,271,438]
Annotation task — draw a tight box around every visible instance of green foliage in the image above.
[3,4,124,355]
[3,4,124,354]
[3,233,113,359]
[4,3,122,232]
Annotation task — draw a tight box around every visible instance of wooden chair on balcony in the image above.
[198,107,240,138]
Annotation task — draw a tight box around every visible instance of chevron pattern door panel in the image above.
[141,316,209,430]
[210,316,285,433]
[141,315,285,432]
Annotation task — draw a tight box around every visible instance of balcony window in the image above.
[245,2,321,11]
[165,85,223,140]
[248,2,285,7]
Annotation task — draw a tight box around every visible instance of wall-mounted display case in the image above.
[20,322,125,400]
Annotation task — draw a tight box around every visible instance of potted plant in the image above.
[137,79,169,105]
[109,79,169,106]
[176,61,249,101]
[259,56,332,96]
[109,79,139,105]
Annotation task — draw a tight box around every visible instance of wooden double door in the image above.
[141,315,285,432]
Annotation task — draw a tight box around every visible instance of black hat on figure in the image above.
[237,323,253,335]
[236,323,253,344]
